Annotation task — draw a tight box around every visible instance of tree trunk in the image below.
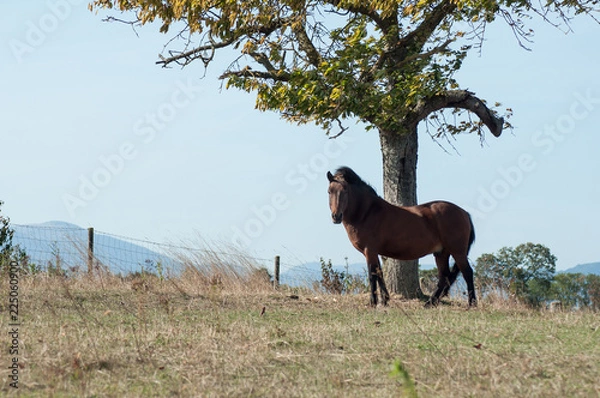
[379,127,424,299]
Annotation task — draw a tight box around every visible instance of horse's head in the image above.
[327,171,348,224]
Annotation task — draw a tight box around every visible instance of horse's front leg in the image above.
[375,259,390,306]
[368,267,378,307]
[366,250,389,307]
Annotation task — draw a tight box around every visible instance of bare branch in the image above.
[328,119,349,139]
[500,10,535,50]
[411,90,504,137]
[102,16,141,37]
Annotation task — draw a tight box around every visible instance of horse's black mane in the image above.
[334,167,378,196]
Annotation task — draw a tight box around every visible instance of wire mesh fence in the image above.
[11,223,329,287]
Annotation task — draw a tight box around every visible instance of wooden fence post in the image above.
[87,227,94,274]
[274,255,280,288]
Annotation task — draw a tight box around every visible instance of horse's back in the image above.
[416,200,473,253]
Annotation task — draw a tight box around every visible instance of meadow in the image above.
[1,266,599,398]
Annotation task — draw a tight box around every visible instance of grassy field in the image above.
[2,272,599,397]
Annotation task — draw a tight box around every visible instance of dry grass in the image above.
[1,262,599,397]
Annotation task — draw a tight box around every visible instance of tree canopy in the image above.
[87,0,566,137]
[475,243,557,306]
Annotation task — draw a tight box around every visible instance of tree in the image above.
[549,273,600,311]
[585,274,600,311]
[89,0,599,298]
[550,273,589,309]
[0,201,28,272]
[475,243,557,306]
[0,200,15,265]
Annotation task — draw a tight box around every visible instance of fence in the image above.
[11,223,327,287]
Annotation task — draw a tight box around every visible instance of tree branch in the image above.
[399,38,454,67]
[323,0,397,36]
[219,67,290,82]
[156,36,235,67]
[291,20,322,67]
[361,37,454,84]
[395,0,456,58]
[101,16,142,37]
[156,17,292,68]
[249,52,277,73]
[411,90,504,137]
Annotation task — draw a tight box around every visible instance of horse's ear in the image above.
[327,171,335,182]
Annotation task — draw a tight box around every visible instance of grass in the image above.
[2,269,599,397]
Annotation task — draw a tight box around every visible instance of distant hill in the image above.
[559,262,600,275]
[12,221,175,275]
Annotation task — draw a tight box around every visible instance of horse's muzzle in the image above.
[332,213,343,224]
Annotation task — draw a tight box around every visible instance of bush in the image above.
[319,258,367,295]
[0,201,31,274]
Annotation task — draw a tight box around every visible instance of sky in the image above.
[1,1,599,272]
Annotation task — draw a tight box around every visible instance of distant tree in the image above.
[584,274,600,311]
[0,201,20,269]
[0,200,15,263]
[550,273,587,309]
[549,273,600,311]
[0,201,29,273]
[475,243,557,307]
[89,0,599,299]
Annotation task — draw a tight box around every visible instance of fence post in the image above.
[274,255,280,288]
[87,227,94,274]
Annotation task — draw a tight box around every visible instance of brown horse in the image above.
[327,167,476,307]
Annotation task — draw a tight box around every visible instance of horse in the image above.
[327,166,476,307]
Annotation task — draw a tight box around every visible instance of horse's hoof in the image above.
[424,300,438,308]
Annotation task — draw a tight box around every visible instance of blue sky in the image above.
[1,1,599,271]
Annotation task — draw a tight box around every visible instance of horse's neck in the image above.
[345,188,377,224]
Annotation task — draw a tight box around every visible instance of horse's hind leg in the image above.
[427,252,451,307]
[454,255,477,306]
[440,264,460,298]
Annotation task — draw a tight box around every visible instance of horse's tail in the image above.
[467,213,476,254]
